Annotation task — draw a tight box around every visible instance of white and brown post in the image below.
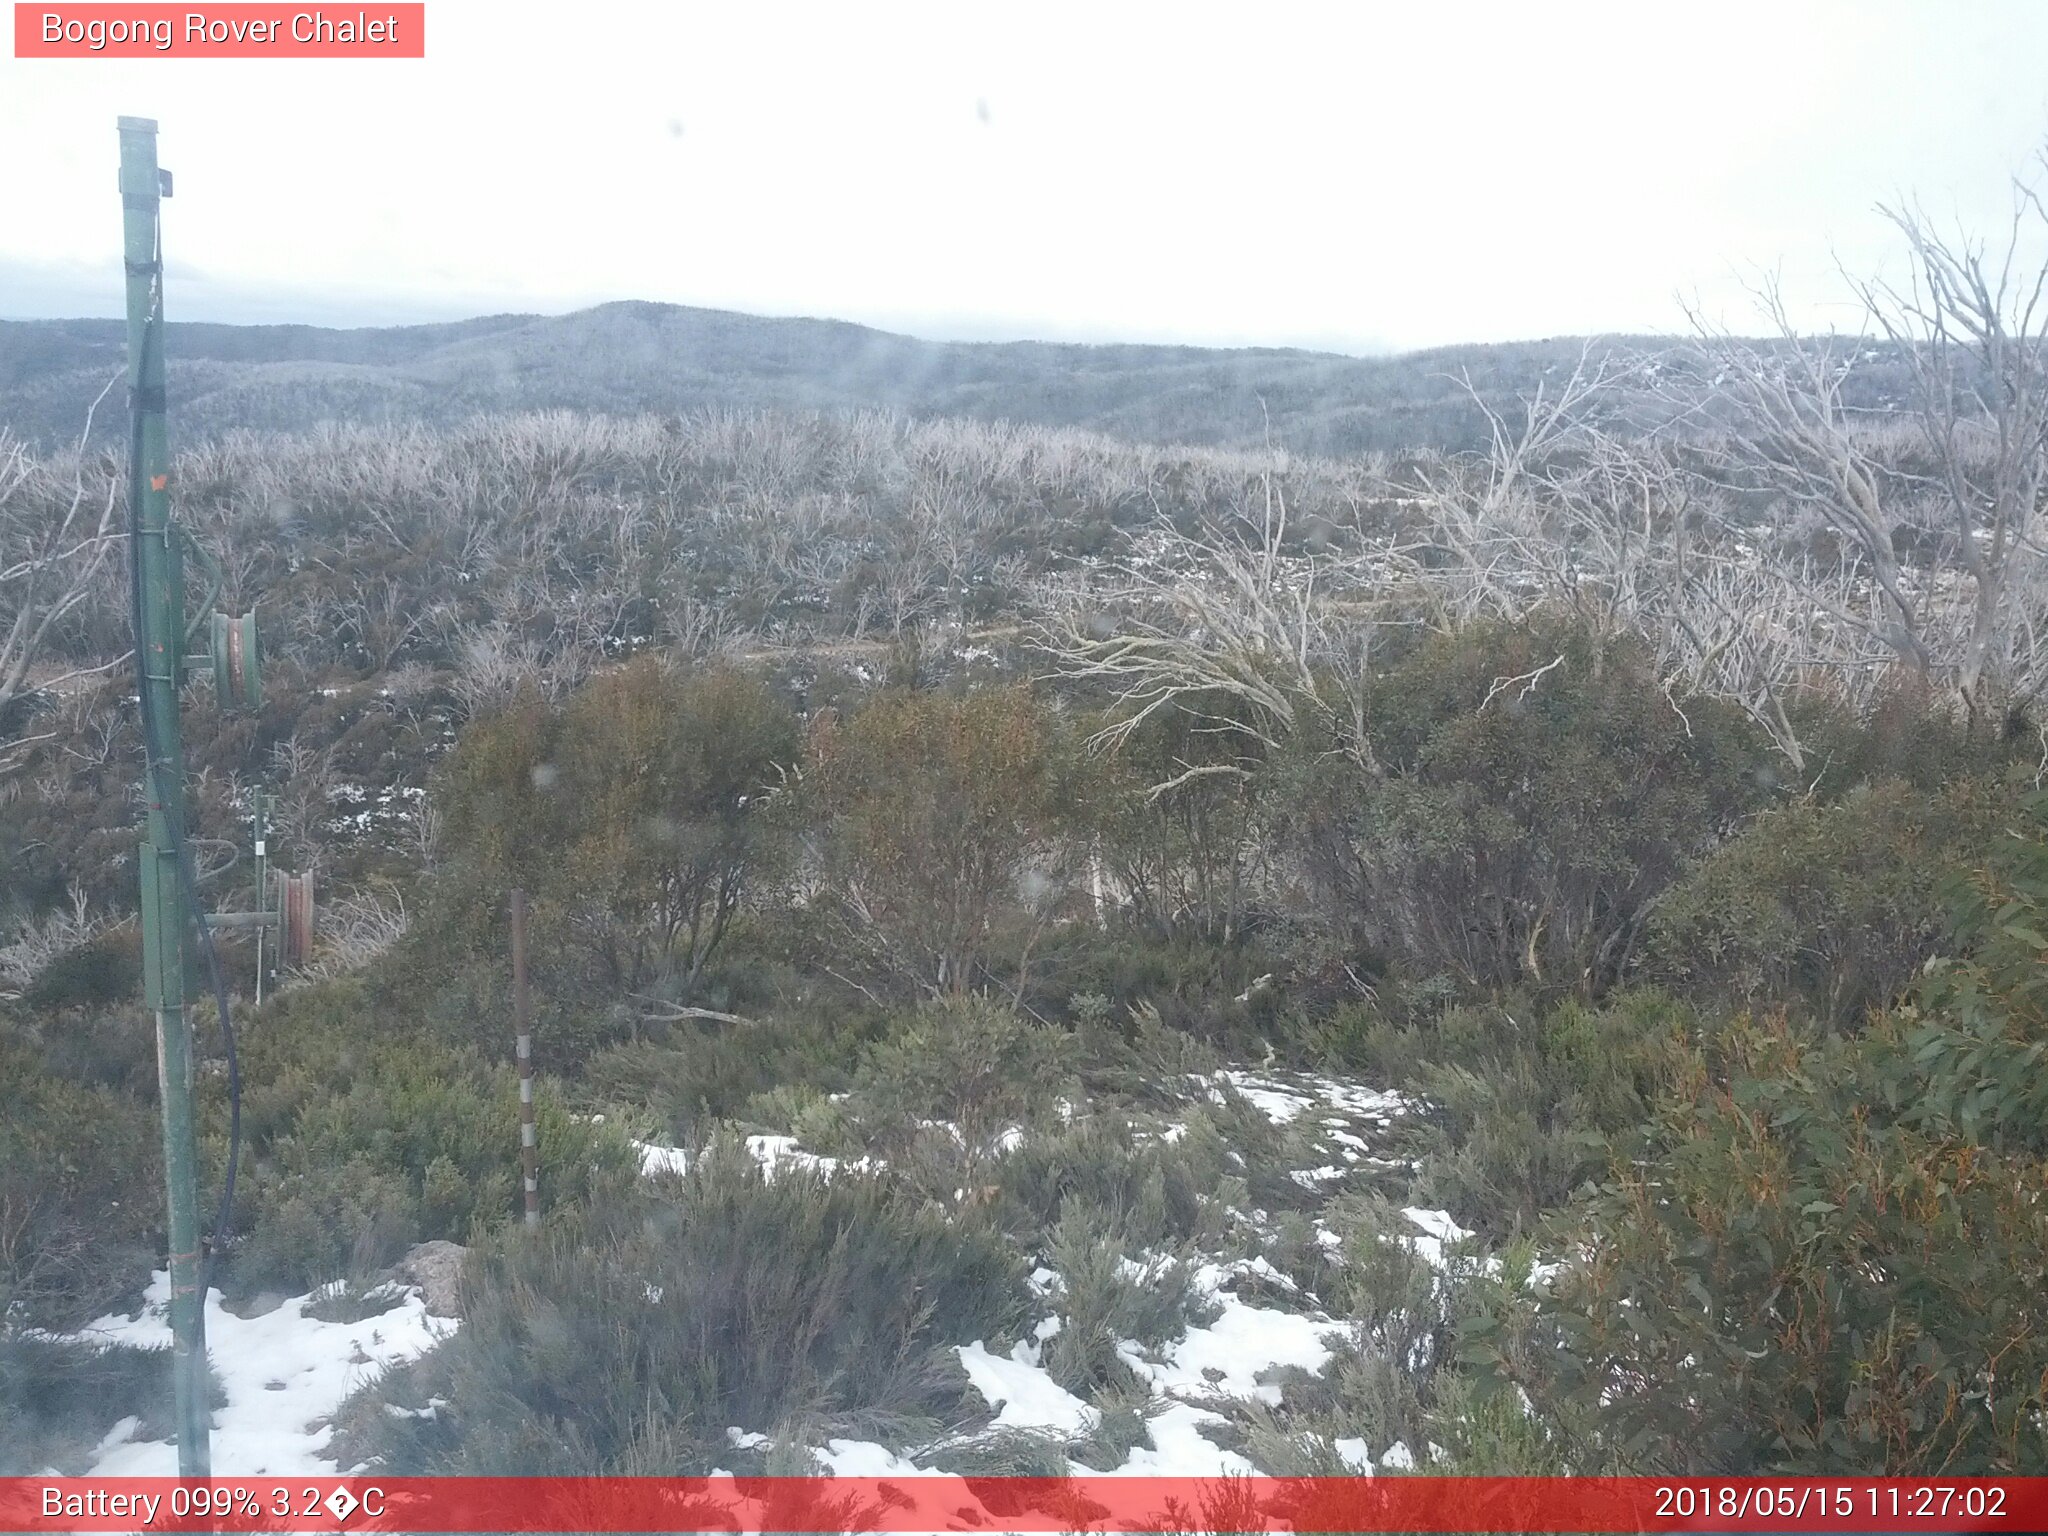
[512,888,539,1227]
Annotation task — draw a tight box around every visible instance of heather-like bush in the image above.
[580,999,886,1139]
[348,1143,1028,1473]
[1278,613,1768,994]
[1479,796,2048,1473]
[217,980,638,1295]
[833,996,1076,1162]
[1644,777,2015,1026]
[1040,1205,1218,1397]
[0,1338,183,1475]
[1329,989,1696,1237]
[992,1116,1215,1252]
[0,1028,160,1328]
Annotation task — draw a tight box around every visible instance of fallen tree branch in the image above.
[633,996,758,1027]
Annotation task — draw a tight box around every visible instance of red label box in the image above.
[14,4,425,57]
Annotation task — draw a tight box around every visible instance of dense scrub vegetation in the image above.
[8,565,2045,1474]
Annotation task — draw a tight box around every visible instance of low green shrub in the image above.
[1493,1018,2048,1473]
[1066,1384,1154,1471]
[1787,673,2026,800]
[1274,612,1770,995]
[580,1004,886,1140]
[1235,1197,1540,1479]
[1482,800,2048,1473]
[348,1143,1028,1474]
[13,1005,157,1097]
[1041,1205,1219,1397]
[994,1117,1215,1252]
[836,996,1075,1160]
[1329,989,1695,1237]
[1026,925,1284,1052]
[919,1428,1077,1477]
[232,1162,422,1296]
[1644,777,2015,1026]
[0,1338,184,1475]
[215,980,637,1296]
[0,1029,160,1329]
[1070,1001,1226,1105]
[1176,1091,1332,1217]
[1256,1211,1342,1302]
[22,928,142,1013]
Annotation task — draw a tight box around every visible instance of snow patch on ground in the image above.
[634,1134,874,1181]
[1333,1436,1375,1472]
[1202,1072,1317,1123]
[67,1066,1516,1486]
[1111,1402,1256,1475]
[935,1263,1346,1475]
[1214,1255,1297,1291]
[815,1439,928,1477]
[1196,1070,1412,1129]
[956,1340,1099,1435]
[63,1272,450,1476]
[1120,1266,1339,1408]
[1400,1206,1507,1277]
[635,1138,691,1176]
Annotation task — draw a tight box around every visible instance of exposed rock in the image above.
[387,1240,467,1317]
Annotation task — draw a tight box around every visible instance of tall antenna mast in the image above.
[118,113,212,1479]
[117,114,309,1480]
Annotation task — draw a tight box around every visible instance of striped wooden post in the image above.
[512,888,539,1228]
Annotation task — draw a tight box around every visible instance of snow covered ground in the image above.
[632,1067,1464,1479]
[803,1256,1426,1480]
[52,1066,1479,1480]
[1200,1069,1412,1129]
[52,1274,450,1477]
[634,1131,875,1181]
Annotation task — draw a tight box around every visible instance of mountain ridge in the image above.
[0,298,1714,455]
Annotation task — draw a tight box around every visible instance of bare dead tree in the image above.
[1401,345,1629,630]
[336,574,431,672]
[295,882,409,979]
[1847,170,2048,718]
[1041,456,1413,795]
[268,732,337,861]
[0,883,119,998]
[1671,277,1936,679]
[0,383,126,772]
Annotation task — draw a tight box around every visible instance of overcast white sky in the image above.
[5,0,2048,353]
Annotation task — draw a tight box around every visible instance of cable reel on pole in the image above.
[209,610,262,711]
[275,870,316,968]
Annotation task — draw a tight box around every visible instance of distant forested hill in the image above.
[0,301,1690,455]
[0,300,1921,455]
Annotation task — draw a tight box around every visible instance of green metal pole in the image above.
[119,114,212,1479]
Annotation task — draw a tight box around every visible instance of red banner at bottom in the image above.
[6,1475,2040,1533]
